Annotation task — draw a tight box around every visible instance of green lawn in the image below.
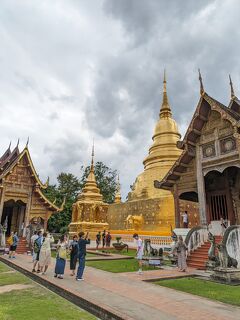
[0,263,11,273]
[0,262,96,320]
[86,258,156,273]
[100,248,136,257]
[0,272,31,286]
[155,277,240,307]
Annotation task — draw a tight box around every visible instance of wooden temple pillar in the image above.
[24,190,33,230]
[196,145,207,225]
[0,185,5,223]
[173,184,180,228]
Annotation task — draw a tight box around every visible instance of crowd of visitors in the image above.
[29,231,91,280]
[7,228,188,277]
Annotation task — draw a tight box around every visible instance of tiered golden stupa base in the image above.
[69,221,109,239]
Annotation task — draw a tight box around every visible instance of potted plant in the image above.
[112,237,128,252]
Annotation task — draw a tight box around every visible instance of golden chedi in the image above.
[108,72,182,235]
[69,146,109,238]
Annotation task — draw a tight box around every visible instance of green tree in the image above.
[45,173,81,232]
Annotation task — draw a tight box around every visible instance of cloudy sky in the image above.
[0,0,240,199]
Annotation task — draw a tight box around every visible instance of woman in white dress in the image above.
[39,232,54,275]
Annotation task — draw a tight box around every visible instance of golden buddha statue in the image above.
[108,72,182,235]
[69,145,109,238]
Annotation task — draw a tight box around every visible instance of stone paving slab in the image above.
[1,254,240,320]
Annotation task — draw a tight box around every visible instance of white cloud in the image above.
[0,0,240,199]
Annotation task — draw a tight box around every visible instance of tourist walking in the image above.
[54,234,68,279]
[96,231,101,251]
[8,231,19,259]
[39,232,54,275]
[102,230,106,248]
[181,211,189,228]
[133,233,144,274]
[76,232,90,281]
[32,230,43,273]
[175,235,188,272]
[69,235,79,276]
[30,231,38,260]
[106,232,112,251]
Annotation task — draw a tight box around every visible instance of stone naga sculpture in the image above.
[143,239,158,257]
[216,243,238,268]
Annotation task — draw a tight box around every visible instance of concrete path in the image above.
[1,254,240,320]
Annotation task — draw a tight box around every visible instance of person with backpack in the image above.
[8,231,19,259]
[32,230,43,273]
[30,231,38,261]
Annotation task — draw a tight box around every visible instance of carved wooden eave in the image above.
[0,147,48,189]
[155,92,240,191]
[228,96,240,115]
[34,187,64,212]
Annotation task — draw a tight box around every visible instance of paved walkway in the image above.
[1,254,240,320]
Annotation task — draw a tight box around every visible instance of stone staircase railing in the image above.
[222,225,240,268]
[185,226,209,256]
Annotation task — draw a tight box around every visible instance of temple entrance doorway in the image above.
[1,200,26,236]
[205,167,238,229]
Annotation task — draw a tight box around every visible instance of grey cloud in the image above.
[1,0,240,198]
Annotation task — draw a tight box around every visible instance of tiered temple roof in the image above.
[0,142,64,212]
[155,72,240,191]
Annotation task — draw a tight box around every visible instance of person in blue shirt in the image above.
[76,232,90,281]
[9,231,19,258]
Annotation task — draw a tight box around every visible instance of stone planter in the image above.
[112,243,128,252]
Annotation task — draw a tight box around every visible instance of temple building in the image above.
[0,142,63,236]
[108,73,199,236]
[69,146,109,237]
[155,73,240,234]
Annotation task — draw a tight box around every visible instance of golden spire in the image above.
[77,141,103,202]
[90,139,94,171]
[115,174,122,203]
[198,69,204,96]
[160,70,172,119]
[229,74,235,99]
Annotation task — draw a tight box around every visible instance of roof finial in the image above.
[198,69,204,96]
[160,69,172,119]
[26,137,29,148]
[229,74,235,99]
[91,139,94,170]
[17,138,20,147]
[8,141,12,150]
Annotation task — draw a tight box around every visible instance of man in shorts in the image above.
[133,233,144,274]
[9,231,19,259]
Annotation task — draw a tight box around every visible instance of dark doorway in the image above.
[1,200,26,236]
[205,168,237,224]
